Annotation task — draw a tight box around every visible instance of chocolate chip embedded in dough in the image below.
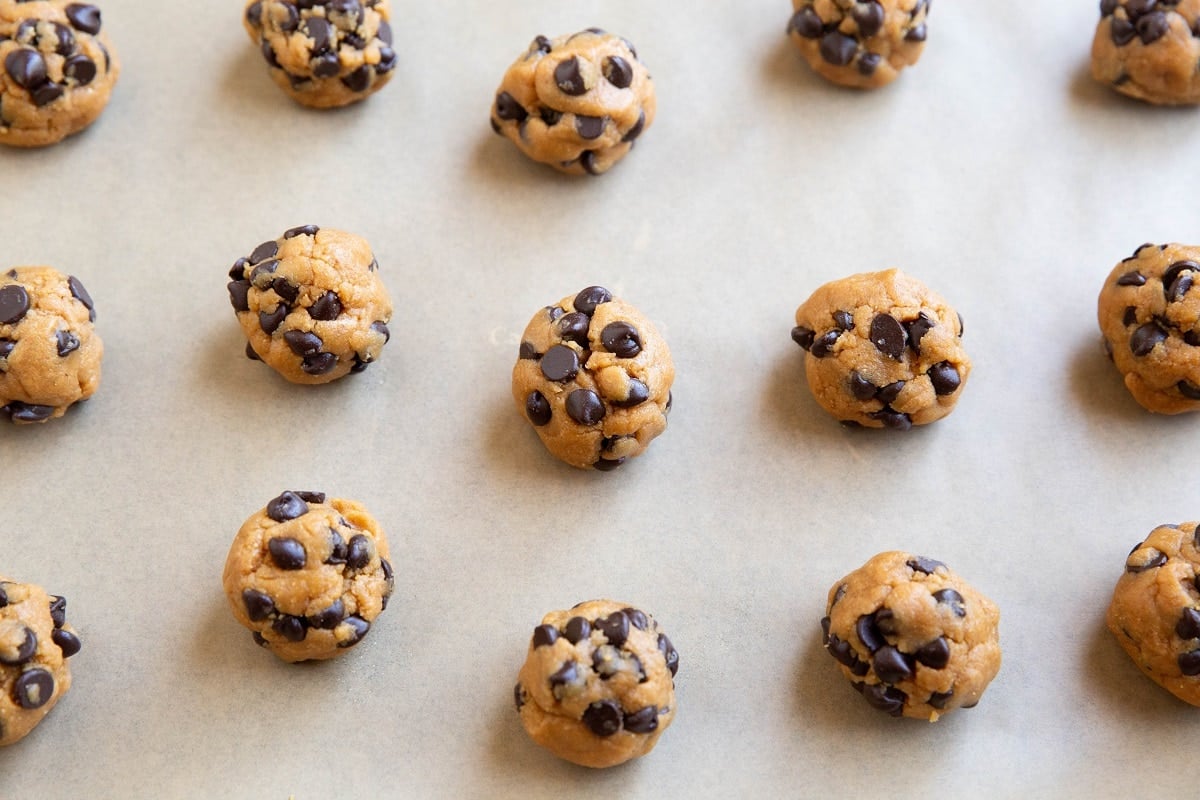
[876,381,904,405]
[548,660,579,695]
[1125,545,1167,573]
[595,611,630,647]
[601,322,642,358]
[915,637,951,669]
[623,706,658,734]
[819,32,858,66]
[5,48,47,90]
[337,616,370,647]
[532,624,559,648]
[582,699,622,737]
[4,403,56,423]
[51,628,81,658]
[575,115,604,140]
[928,362,961,395]
[65,4,102,34]
[272,614,308,642]
[933,588,966,617]
[788,7,824,38]
[0,285,30,324]
[266,491,309,522]
[258,305,288,335]
[48,596,65,628]
[518,342,539,360]
[55,330,80,358]
[308,291,343,321]
[554,57,587,95]
[242,589,276,622]
[810,329,842,359]
[868,408,911,430]
[68,276,96,321]
[0,626,37,665]
[848,372,876,401]
[905,22,927,42]
[495,91,526,122]
[1116,271,1146,287]
[346,534,371,570]
[861,683,906,716]
[907,556,946,575]
[657,633,679,676]
[228,280,251,312]
[872,645,914,684]
[928,689,954,709]
[574,286,612,315]
[1137,11,1170,44]
[284,330,323,356]
[624,608,649,630]
[13,668,54,709]
[1129,322,1168,356]
[603,56,633,88]
[1175,608,1200,640]
[540,344,579,382]
[249,240,279,265]
[870,314,907,359]
[525,391,552,426]
[613,378,649,408]
[557,312,590,347]
[622,110,646,143]
[1179,649,1200,676]
[309,599,346,630]
[563,616,591,644]
[566,389,605,425]
[268,537,307,570]
[792,325,816,350]
[853,2,886,37]
[301,352,338,375]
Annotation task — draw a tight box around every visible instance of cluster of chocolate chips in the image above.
[1,3,107,109]
[0,583,80,714]
[515,606,678,738]
[822,557,967,716]
[1100,0,1195,46]
[787,0,927,77]
[1123,530,1200,676]
[241,491,393,651]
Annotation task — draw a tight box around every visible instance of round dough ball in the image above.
[821,552,1001,721]
[0,576,81,746]
[227,225,392,385]
[786,0,930,89]
[243,0,396,109]
[1091,0,1200,105]
[1107,522,1200,707]
[512,286,673,470]
[0,266,101,424]
[222,490,395,663]
[1098,243,1200,413]
[791,269,969,430]
[0,1,119,147]
[514,600,679,768]
[489,29,655,176]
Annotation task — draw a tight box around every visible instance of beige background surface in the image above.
[2,1,1199,797]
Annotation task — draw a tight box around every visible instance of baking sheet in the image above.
[2,2,1199,797]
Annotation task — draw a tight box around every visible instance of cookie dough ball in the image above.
[0,267,101,423]
[223,491,395,663]
[0,577,82,746]
[821,552,1001,721]
[786,0,930,89]
[243,0,396,109]
[514,600,679,768]
[1091,1,1200,105]
[489,29,655,176]
[791,269,968,429]
[1107,523,1200,706]
[0,1,119,147]
[227,225,392,384]
[512,286,673,470]
[1097,243,1200,413]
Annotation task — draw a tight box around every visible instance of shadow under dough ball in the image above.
[786,0,930,89]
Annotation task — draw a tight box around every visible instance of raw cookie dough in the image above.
[1091,0,1200,105]
[0,266,101,423]
[821,552,1001,721]
[0,1,119,147]
[791,269,969,429]
[1107,523,1200,706]
[0,576,81,746]
[514,599,679,768]
[222,491,394,663]
[1098,243,1200,413]
[490,29,655,176]
[786,0,930,89]
[512,286,673,470]
[243,0,395,109]
[227,225,392,384]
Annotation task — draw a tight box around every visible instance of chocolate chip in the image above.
[525,391,552,426]
[828,634,860,669]
[574,286,612,315]
[302,16,333,55]
[258,305,288,335]
[63,54,95,85]
[566,389,605,425]
[908,556,945,575]
[1176,608,1200,640]
[48,596,65,628]
[657,633,679,676]
[928,689,954,709]
[540,344,579,382]
[301,352,337,375]
[928,362,961,395]
[820,32,858,66]
[868,409,911,430]
[377,20,394,46]
[877,381,905,405]
[1130,322,1167,356]
[31,81,64,107]
[603,55,633,88]
[0,284,29,324]
[555,57,586,95]
[369,320,390,345]
[245,342,261,361]
[622,110,646,143]
[856,52,881,75]
[582,700,622,737]
[532,624,559,648]
[579,150,600,176]
[575,115,604,140]
[337,616,370,647]
[906,22,927,42]
[518,342,540,360]
[1137,11,1169,43]
[250,260,279,288]
[52,628,81,658]
[538,107,563,126]
[261,40,280,67]
[376,47,397,74]
[68,276,95,321]
[513,682,525,710]
[563,616,591,644]
[1100,0,1117,14]
[0,585,7,608]
[613,378,650,408]
[346,534,371,570]
[548,660,578,692]
[1125,545,1167,573]
[853,2,886,37]
[242,589,275,622]
[933,588,966,617]
[601,322,642,358]
[848,371,876,401]
[249,240,279,265]
[5,48,44,91]
[283,225,319,240]
[788,7,824,38]
[227,280,251,313]
[861,683,906,716]
[246,1,263,26]
[873,645,914,684]
[594,457,625,471]
[1116,270,1147,287]
[792,325,816,350]
[65,4,102,34]
[1123,307,1139,327]
[1177,381,1200,400]
[308,291,342,321]
[0,626,36,665]
[495,91,526,122]
[557,311,590,348]
[273,614,308,642]
[870,314,907,359]
[269,537,307,570]
[915,637,951,669]
[281,330,321,357]
[55,330,80,358]
[271,277,299,305]
[1178,649,1200,676]
[595,611,629,647]
[810,329,842,359]
[4,402,55,423]
[623,608,649,630]
[1111,16,1137,45]
[623,706,658,734]
[13,669,54,710]
[267,491,309,522]
[310,599,346,629]
[856,613,885,652]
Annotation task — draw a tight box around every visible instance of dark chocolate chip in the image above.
[242,589,276,622]
[308,291,342,321]
[849,371,876,401]
[1179,649,1200,676]
[540,344,579,382]
[513,682,525,710]
[261,39,280,67]
[563,616,591,644]
[269,537,307,570]
[538,107,563,127]
[623,706,658,734]
[249,240,279,265]
[933,588,966,617]
[1100,0,1117,14]
[603,55,633,88]
[376,20,394,46]
[258,305,288,335]
[624,608,649,630]
[613,378,649,409]
[658,633,679,676]
[495,91,526,122]
[579,150,600,176]
[0,585,7,608]
[68,276,95,321]
[0,285,30,324]
[31,81,64,107]
[575,115,604,139]
[554,57,586,95]
[905,313,935,353]
[1176,608,1200,640]
[566,389,605,425]
[283,330,322,357]
[272,277,299,305]
[310,599,346,630]
[303,16,333,55]
[601,321,642,358]
[1137,11,1169,44]
[906,22,927,42]
[4,402,56,423]
[622,109,646,143]
[245,342,261,361]
[856,613,885,653]
[872,645,914,684]
[831,311,854,331]
[337,616,370,647]
[1125,546,1167,573]
[283,225,319,240]
[596,611,630,647]
[582,700,622,737]
[858,52,881,76]
[928,689,954,709]
[13,669,54,710]
[65,4,102,34]
[531,34,552,55]
[0,626,36,665]
[820,32,858,66]
[302,352,338,375]
[1177,381,1200,400]
[821,616,832,644]
[1116,270,1147,287]
[861,683,906,716]
[1123,307,1139,327]
[594,457,625,471]
[267,491,309,522]
[246,1,263,26]
[1111,16,1136,45]
[532,624,559,648]
[853,2,886,37]
[1130,322,1167,356]
[548,660,578,691]
[64,54,95,85]
[868,409,912,430]
[788,7,824,38]
[250,260,279,288]
[557,311,591,348]
[810,329,842,359]
[792,325,816,350]
[518,342,540,360]
[525,391,552,426]
[228,280,251,312]
[877,381,905,405]
[908,556,945,575]
[915,637,951,669]
[574,286,612,315]
[48,596,65,628]
[928,362,961,395]
[55,330,80,358]
[52,628,81,658]
[5,48,45,90]
[252,632,268,648]
[273,614,308,642]
[870,314,907,359]
[311,51,340,78]
[346,534,371,570]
